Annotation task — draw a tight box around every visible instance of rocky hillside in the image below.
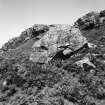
[0,10,105,105]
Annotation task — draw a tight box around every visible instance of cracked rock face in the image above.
[30,24,87,63]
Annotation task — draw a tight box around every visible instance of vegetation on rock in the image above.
[1,10,105,105]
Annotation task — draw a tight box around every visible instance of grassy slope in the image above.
[0,23,105,105]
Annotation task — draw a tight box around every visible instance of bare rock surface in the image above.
[30,24,87,63]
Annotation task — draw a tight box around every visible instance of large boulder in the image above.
[1,24,49,51]
[30,24,87,63]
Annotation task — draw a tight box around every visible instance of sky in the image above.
[0,0,105,48]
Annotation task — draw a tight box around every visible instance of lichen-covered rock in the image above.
[30,24,87,63]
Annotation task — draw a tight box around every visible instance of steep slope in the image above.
[0,10,105,105]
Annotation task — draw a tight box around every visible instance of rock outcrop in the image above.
[1,10,105,105]
[30,24,87,63]
[1,24,87,64]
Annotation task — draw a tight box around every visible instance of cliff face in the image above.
[0,10,105,105]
